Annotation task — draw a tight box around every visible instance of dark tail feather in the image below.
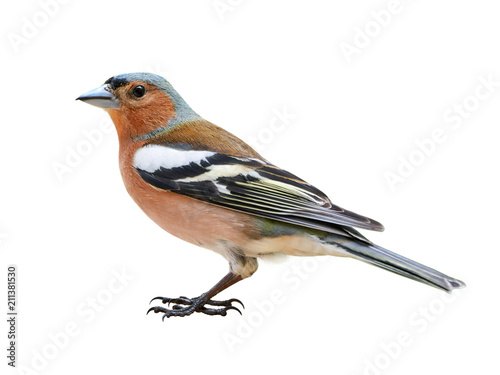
[344,242,465,292]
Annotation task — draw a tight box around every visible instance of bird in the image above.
[77,72,465,319]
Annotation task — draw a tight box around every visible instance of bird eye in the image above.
[132,85,146,98]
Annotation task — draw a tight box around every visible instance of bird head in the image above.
[77,73,200,141]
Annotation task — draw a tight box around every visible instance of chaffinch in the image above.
[77,73,465,319]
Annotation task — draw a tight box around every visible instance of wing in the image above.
[133,144,384,233]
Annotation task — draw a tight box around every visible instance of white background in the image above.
[1,0,498,374]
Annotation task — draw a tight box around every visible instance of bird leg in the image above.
[147,272,244,319]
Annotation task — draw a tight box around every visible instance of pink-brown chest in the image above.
[117,141,257,250]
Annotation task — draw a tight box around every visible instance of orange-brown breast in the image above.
[117,136,259,252]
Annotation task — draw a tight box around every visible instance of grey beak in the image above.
[76,84,120,109]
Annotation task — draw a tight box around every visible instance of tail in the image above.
[343,241,466,292]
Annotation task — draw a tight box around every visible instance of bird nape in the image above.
[77,72,465,320]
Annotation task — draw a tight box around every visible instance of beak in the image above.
[76,84,120,109]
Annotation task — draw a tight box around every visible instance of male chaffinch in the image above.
[77,73,465,319]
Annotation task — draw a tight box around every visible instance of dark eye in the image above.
[132,85,146,98]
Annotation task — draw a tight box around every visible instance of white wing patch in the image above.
[176,164,260,183]
[133,144,215,172]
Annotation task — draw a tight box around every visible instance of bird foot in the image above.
[147,295,244,320]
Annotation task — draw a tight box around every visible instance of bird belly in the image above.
[244,234,350,258]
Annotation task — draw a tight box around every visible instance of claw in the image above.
[226,305,242,315]
[149,296,164,304]
[203,298,245,308]
[150,296,194,307]
[146,295,244,319]
[146,306,160,315]
[228,298,245,309]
